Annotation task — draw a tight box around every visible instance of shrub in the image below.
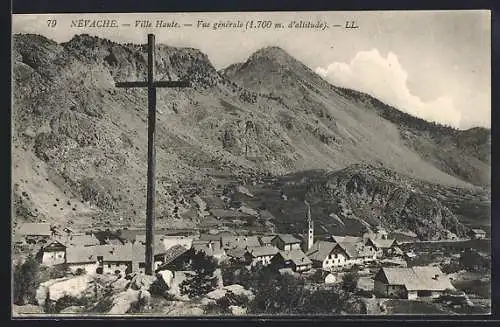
[180,250,218,298]
[150,277,169,298]
[341,271,360,293]
[13,255,40,305]
[45,295,92,314]
[49,263,70,279]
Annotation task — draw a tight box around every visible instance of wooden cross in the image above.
[116,34,190,275]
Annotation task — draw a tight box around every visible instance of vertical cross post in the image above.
[115,34,191,275]
[145,34,156,276]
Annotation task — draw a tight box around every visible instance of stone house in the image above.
[192,239,226,263]
[41,240,67,266]
[221,235,261,250]
[65,246,100,274]
[271,249,312,273]
[374,266,455,300]
[18,223,52,244]
[308,241,376,270]
[271,234,302,251]
[306,240,338,270]
[244,246,279,267]
[365,237,398,258]
[471,229,486,239]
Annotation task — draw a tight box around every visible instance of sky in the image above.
[12,11,491,130]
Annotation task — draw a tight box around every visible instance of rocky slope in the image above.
[12,34,490,238]
[245,163,490,240]
[222,46,490,187]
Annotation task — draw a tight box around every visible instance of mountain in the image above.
[11,34,490,239]
[217,163,490,241]
[222,46,491,187]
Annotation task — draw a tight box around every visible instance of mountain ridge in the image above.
[11,33,490,239]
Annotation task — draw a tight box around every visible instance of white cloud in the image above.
[315,49,462,128]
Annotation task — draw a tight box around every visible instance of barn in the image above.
[374,266,455,300]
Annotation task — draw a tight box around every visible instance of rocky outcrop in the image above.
[108,288,141,315]
[47,275,97,303]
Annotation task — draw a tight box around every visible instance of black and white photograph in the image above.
[11,10,491,317]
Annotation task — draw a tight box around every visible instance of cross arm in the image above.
[115,80,191,88]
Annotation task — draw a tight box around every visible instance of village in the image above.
[12,200,491,316]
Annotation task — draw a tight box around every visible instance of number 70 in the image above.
[47,20,57,28]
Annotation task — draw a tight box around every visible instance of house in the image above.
[365,237,398,258]
[18,223,52,243]
[244,246,279,267]
[271,249,312,273]
[41,240,67,266]
[118,228,146,244]
[105,238,124,246]
[306,240,338,270]
[192,239,226,262]
[310,241,376,270]
[221,235,261,250]
[99,244,144,275]
[199,233,224,244]
[155,244,193,271]
[64,233,101,247]
[133,233,164,245]
[271,234,302,251]
[65,246,101,274]
[471,229,486,239]
[226,248,248,264]
[374,266,455,300]
[159,235,193,250]
[259,235,276,247]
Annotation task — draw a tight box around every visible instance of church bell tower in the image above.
[304,200,314,251]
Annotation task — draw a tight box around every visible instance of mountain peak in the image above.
[248,46,296,66]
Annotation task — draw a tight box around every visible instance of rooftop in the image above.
[306,241,337,261]
[379,266,455,291]
[279,249,312,266]
[274,234,301,244]
[18,223,51,236]
[247,246,279,257]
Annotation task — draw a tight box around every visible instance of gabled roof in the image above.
[162,244,190,265]
[306,241,337,262]
[330,235,362,243]
[379,266,455,291]
[18,223,51,236]
[259,235,276,245]
[278,249,312,266]
[66,246,99,264]
[192,240,225,257]
[101,244,145,262]
[368,237,396,249]
[226,248,247,260]
[273,234,301,244]
[221,235,261,249]
[134,234,164,244]
[118,228,146,242]
[106,238,124,246]
[64,234,100,247]
[335,242,374,259]
[198,234,224,242]
[247,246,279,258]
[471,229,486,234]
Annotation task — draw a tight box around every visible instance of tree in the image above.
[180,250,218,298]
[13,255,41,305]
[341,270,360,293]
[249,269,310,314]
